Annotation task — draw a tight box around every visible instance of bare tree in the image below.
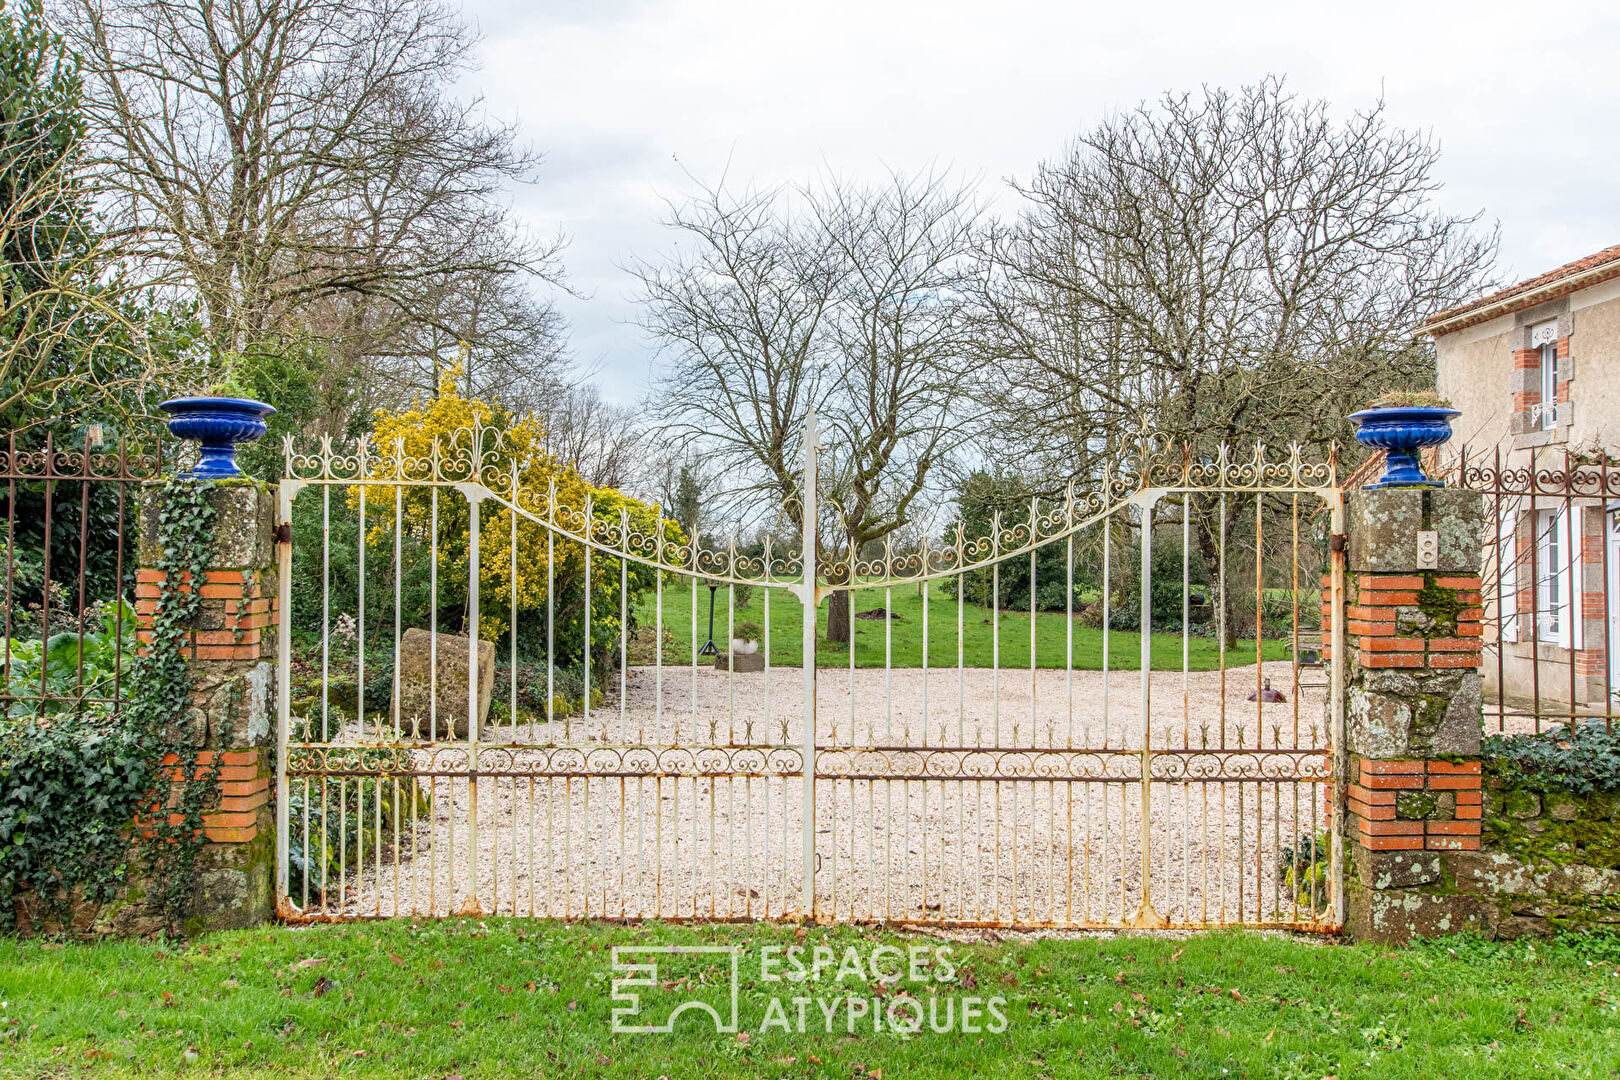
[635,170,982,640]
[0,1,185,428]
[531,384,643,490]
[62,0,565,407]
[977,79,1497,639]
[977,78,1497,480]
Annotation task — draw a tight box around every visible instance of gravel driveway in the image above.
[316,660,1335,929]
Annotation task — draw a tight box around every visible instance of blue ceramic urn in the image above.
[1346,405,1460,488]
[158,397,276,478]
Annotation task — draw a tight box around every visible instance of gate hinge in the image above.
[1329,533,1347,552]
[274,521,292,545]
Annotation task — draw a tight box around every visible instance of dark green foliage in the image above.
[0,475,221,931]
[939,471,1085,613]
[0,712,148,921]
[230,338,362,481]
[1483,723,1620,795]
[1,599,132,717]
[285,776,427,908]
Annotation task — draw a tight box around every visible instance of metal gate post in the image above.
[274,479,301,914]
[1327,488,1348,929]
[799,410,820,919]
[1131,489,1168,928]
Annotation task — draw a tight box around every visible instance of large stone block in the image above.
[1346,670,1481,758]
[392,627,495,740]
[1345,887,1492,944]
[140,478,276,570]
[1352,847,1442,890]
[1346,487,1482,574]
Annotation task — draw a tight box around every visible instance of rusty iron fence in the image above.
[276,420,1346,930]
[1454,446,1619,735]
[0,430,165,723]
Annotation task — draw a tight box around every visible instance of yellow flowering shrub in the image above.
[359,369,678,668]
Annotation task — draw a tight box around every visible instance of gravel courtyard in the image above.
[312,660,1335,929]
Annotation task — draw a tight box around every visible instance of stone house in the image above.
[1425,244,1620,718]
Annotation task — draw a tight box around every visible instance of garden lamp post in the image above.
[698,582,720,656]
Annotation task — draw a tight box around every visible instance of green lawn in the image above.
[638,579,1288,670]
[4,921,1617,1078]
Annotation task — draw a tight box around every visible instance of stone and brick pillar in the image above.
[1341,486,1488,942]
[135,479,278,930]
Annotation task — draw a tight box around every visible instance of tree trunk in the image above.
[827,588,850,644]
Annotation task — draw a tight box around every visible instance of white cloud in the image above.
[461,0,1620,403]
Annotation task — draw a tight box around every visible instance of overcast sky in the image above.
[461,0,1620,404]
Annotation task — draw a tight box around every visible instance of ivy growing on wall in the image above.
[0,474,220,931]
[1483,723,1620,795]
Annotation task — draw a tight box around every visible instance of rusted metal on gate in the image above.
[1454,445,1620,736]
[0,429,164,722]
[275,425,1345,932]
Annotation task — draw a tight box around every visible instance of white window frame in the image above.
[1530,320,1560,430]
[1534,506,1574,647]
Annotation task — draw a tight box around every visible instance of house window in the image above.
[1530,321,1559,429]
[1535,507,1572,645]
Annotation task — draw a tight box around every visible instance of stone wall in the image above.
[1340,484,1620,943]
[15,480,280,936]
[1341,486,1490,942]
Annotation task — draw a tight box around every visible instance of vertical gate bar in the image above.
[1602,452,1614,733]
[992,539,1000,749]
[321,485,330,740]
[1182,492,1192,922]
[727,569,736,742]
[112,441,127,712]
[801,410,819,919]
[430,486,439,743]
[37,437,49,716]
[763,580,771,915]
[358,485,366,734]
[511,476,519,741]
[764,554,771,741]
[592,495,599,738]
[1067,525,1074,749]
[1218,493,1227,747]
[1255,491,1264,748]
[73,448,88,702]
[1291,495,1301,746]
[276,479,296,908]
[1102,513,1112,748]
[956,561,965,919]
[468,486,481,913]
[1134,492,1160,926]
[3,434,15,711]
[394,483,402,743]
[1565,451,1576,727]
[1328,484,1347,928]
[885,578,893,921]
[690,551,697,747]
[547,479,556,739]
[655,524,664,744]
[1529,484,1541,732]
[621,540,629,744]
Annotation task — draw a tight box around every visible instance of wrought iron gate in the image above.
[275,419,1345,929]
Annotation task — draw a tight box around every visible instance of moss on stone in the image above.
[1411,574,1464,638]
[1484,782,1620,870]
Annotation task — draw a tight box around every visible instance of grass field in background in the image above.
[636,580,1289,670]
[5,921,1618,1078]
